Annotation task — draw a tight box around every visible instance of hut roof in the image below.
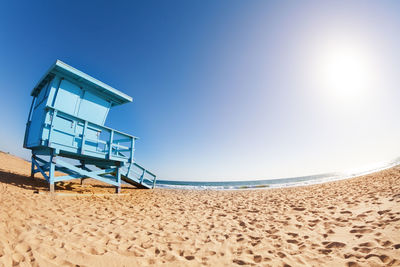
[31,60,132,105]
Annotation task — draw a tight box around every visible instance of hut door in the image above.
[54,79,82,115]
[77,91,109,125]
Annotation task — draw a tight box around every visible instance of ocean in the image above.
[155,157,400,190]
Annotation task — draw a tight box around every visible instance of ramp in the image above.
[120,163,157,189]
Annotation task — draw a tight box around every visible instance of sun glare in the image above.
[311,37,379,105]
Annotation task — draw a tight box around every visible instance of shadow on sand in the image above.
[0,170,139,193]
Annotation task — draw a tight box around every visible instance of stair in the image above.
[120,163,157,189]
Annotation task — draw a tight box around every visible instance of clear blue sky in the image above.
[1,1,400,181]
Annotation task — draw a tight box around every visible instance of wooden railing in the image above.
[123,162,157,189]
[45,106,137,163]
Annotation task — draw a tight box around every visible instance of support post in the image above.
[139,169,145,184]
[130,137,134,163]
[81,121,88,155]
[30,154,35,179]
[108,130,114,159]
[116,165,121,194]
[49,153,56,193]
[80,160,86,186]
[152,175,157,189]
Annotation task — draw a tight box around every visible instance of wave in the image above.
[156,157,400,190]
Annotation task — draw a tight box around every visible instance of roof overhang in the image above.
[31,60,133,105]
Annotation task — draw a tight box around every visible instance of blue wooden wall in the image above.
[24,60,134,163]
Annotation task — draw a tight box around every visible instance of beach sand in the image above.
[0,151,399,266]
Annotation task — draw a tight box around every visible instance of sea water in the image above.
[156,157,400,190]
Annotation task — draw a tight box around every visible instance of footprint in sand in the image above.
[185,255,195,260]
[380,240,392,247]
[358,242,374,247]
[318,248,332,255]
[233,259,247,265]
[287,232,299,238]
[346,261,360,267]
[340,210,352,215]
[245,249,253,255]
[322,241,346,249]
[253,255,262,263]
[207,250,216,256]
[349,228,373,234]
[277,251,286,258]
[364,254,390,264]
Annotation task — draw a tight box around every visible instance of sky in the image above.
[1,1,400,181]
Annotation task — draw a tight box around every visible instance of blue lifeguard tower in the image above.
[23,60,156,192]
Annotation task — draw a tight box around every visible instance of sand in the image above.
[0,152,399,266]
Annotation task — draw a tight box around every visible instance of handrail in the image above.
[47,106,136,163]
[45,105,138,139]
[133,162,156,178]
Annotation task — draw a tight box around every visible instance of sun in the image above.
[320,46,369,97]
[310,38,378,105]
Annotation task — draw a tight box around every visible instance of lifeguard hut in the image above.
[23,60,156,192]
